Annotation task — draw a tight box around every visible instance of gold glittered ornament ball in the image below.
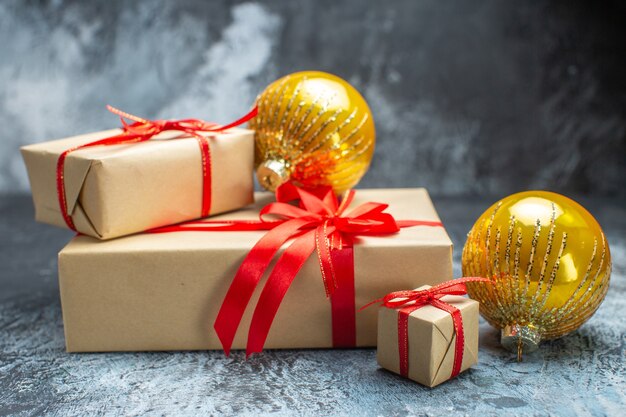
[250,71,375,193]
[462,191,611,360]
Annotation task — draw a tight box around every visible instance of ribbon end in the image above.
[214,323,233,358]
[358,299,382,312]
[245,349,261,359]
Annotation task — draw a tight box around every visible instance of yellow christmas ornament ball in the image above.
[462,191,611,359]
[250,71,375,193]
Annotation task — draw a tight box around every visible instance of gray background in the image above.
[1,0,624,196]
[1,2,625,416]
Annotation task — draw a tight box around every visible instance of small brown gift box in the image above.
[21,127,254,240]
[57,188,453,352]
[377,285,479,387]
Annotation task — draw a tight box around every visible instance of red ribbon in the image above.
[363,277,490,379]
[150,183,444,356]
[56,105,258,231]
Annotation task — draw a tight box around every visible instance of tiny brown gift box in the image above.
[377,286,479,387]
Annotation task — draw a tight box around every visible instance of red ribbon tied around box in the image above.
[150,183,444,356]
[363,277,490,379]
[56,105,258,231]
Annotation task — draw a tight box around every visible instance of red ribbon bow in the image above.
[56,105,258,231]
[151,183,444,356]
[364,277,490,379]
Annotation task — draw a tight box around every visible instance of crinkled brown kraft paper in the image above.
[377,289,479,387]
[21,127,255,240]
[58,188,453,352]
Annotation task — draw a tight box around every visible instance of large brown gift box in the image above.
[377,286,479,387]
[21,128,254,240]
[58,188,453,352]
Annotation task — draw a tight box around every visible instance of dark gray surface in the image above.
[1,194,624,416]
[1,0,625,196]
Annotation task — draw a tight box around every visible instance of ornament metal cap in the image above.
[501,324,541,362]
[257,159,289,192]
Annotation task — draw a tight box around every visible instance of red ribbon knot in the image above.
[364,277,490,380]
[56,105,258,231]
[255,184,404,296]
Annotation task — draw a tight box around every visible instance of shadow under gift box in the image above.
[21,128,255,240]
[58,188,453,352]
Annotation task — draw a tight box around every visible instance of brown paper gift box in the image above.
[376,286,479,387]
[21,127,254,240]
[58,188,453,352]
